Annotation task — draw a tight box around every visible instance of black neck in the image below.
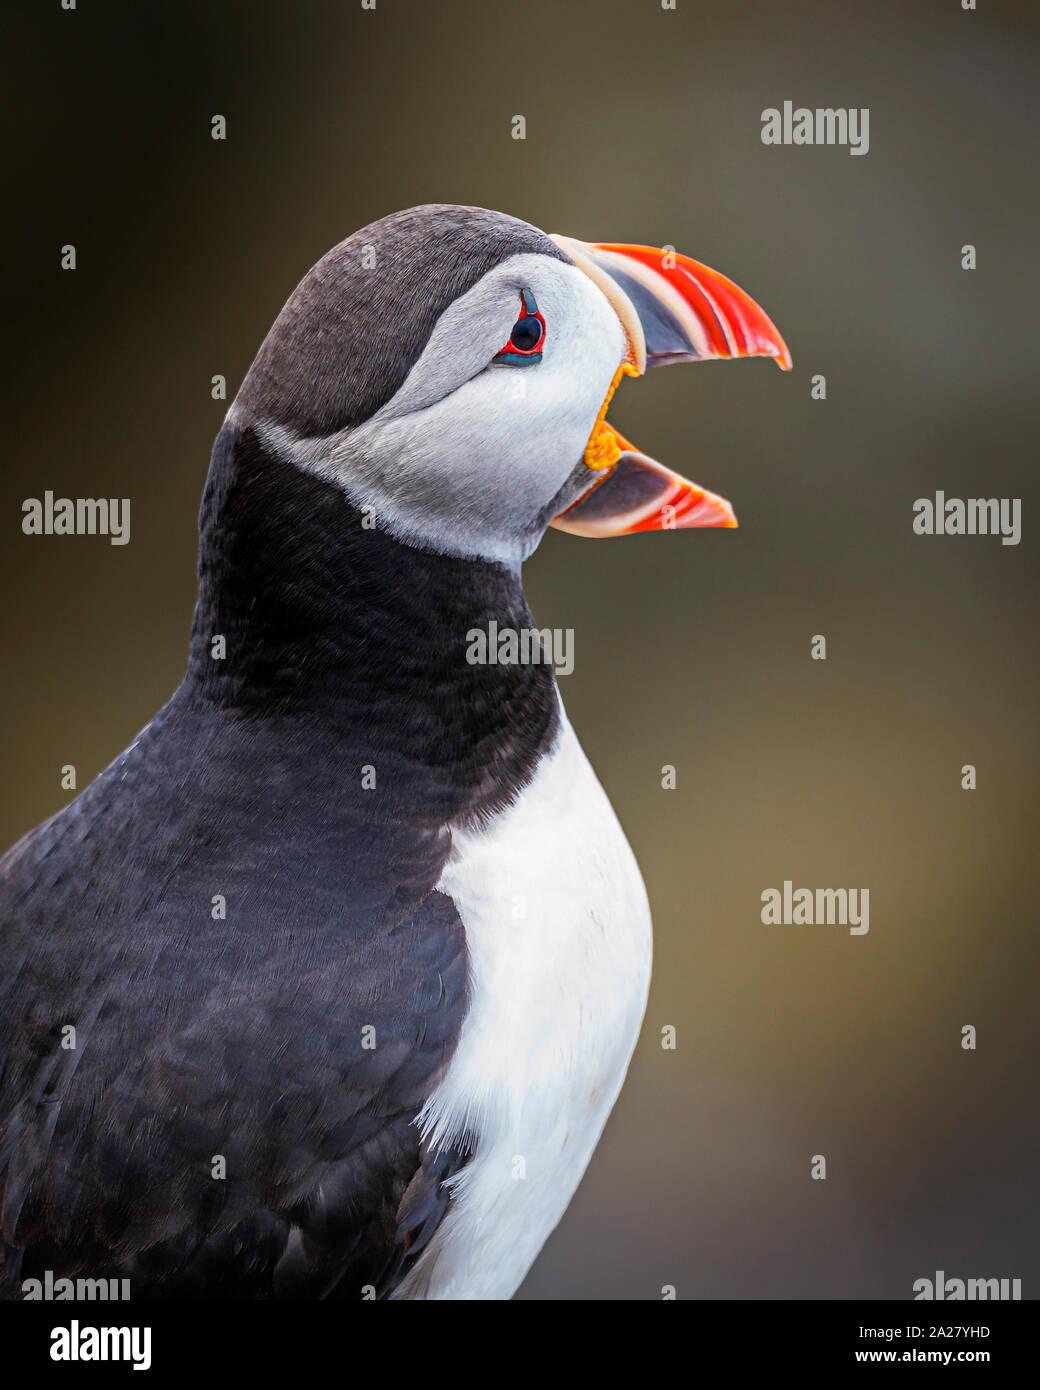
[182,425,559,824]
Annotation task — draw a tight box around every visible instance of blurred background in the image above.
[4,0,1038,1298]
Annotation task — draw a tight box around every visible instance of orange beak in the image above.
[548,236,791,537]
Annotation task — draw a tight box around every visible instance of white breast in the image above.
[393,709,652,1300]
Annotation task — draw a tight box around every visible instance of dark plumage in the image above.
[0,245,561,1296]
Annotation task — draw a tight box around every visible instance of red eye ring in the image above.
[493,289,545,366]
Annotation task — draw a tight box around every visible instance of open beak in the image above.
[548,235,792,536]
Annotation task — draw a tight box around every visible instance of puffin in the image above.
[0,205,790,1300]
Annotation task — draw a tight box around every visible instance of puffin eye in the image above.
[510,316,542,350]
[493,289,545,366]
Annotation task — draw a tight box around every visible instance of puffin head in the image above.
[228,204,791,568]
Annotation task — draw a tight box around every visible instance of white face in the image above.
[250,253,627,566]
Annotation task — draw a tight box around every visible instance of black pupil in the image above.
[510,315,542,351]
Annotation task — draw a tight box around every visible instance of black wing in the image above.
[0,704,471,1300]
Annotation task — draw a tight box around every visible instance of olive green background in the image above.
[4,0,1038,1298]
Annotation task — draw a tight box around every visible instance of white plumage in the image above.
[395,710,652,1299]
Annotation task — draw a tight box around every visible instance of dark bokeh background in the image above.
[5,0,1038,1298]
